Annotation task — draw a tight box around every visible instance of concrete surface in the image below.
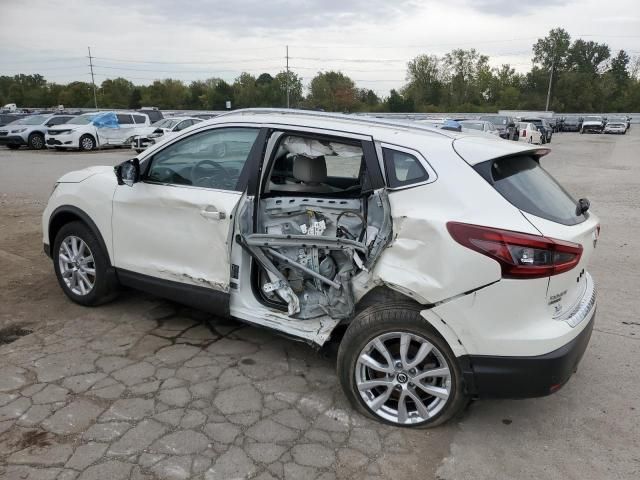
[0,132,638,480]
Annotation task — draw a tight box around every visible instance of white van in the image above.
[45,111,151,151]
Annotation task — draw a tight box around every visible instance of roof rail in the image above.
[214,108,454,138]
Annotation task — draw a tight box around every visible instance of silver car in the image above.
[0,113,75,150]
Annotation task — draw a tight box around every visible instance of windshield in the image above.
[13,115,48,126]
[153,118,179,129]
[486,155,585,226]
[608,117,626,122]
[584,116,602,122]
[461,122,484,131]
[68,114,99,125]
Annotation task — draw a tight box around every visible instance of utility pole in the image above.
[88,46,98,109]
[286,45,290,109]
[545,55,555,112]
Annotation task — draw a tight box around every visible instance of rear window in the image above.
[382,148,428,188]
[482,155,585,226]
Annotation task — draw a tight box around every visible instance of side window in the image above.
[382,147,428,188]
[145,127,260,191]
[175,120,190,131]
[132,115,146,124]
[116,114,133,125]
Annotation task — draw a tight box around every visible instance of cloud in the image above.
[469,0,563,15]
[111,0,418,31]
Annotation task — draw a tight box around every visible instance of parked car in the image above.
[521,118,553,143]
[580,116,605,134]
[42,109,599,428]
[129,116,203,153]
[478,115,519,140]
[45,111,151,151]
[517,122,543,144]
[561,116,582,132]
[191,113,220,120]
[459,120,501,137]
[0,113,75,150]
[604,117,627,134]
[625,116,631,130]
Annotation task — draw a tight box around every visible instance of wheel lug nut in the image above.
[409,368,416,375]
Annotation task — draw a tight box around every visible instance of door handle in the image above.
[200,207,226,221]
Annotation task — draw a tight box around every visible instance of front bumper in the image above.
[0,135,27,146]
[461,313,595,398]
[582,125,603,133]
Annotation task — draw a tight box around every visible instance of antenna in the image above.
[286,45,290,109]
[88,46,98,109]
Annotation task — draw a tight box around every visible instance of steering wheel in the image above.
[191,159,233,189]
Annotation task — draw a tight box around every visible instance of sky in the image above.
[1,0,639,96]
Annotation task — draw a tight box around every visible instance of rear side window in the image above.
[485,155,585,225]
[116,114,133,125]
[382,148,428,188]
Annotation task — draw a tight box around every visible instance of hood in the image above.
[582,119,603,126]
[57,166,114,183]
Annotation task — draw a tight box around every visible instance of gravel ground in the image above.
[0,132,638,480]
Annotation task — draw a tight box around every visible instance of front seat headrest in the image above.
[293,155,327,184]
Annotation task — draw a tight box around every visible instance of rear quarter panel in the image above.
[369,139,541,304]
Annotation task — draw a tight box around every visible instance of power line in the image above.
[94,56,283,65]
[87,46,98,109]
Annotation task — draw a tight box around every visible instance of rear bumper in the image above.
[460,312,595,398]
[0,135,26,146]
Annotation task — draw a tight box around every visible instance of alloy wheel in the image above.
[81,137,95,150]
[355,331,452,425]
[58,236,96,296]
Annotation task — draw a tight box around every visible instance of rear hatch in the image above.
[452,138,600,323]
[482,153,598,319]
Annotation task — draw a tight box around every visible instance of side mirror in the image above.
[115,158,140,187]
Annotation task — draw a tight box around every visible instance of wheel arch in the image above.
[351,286,467,357]
[48,205,112,265]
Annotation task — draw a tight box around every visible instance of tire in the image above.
[6,144,20,150]
[528,137,533,143]
[79,134,97,151]
[337,303,467,428]
[52,221,118,306]
[580,129,584,134]
[28,133,45,150]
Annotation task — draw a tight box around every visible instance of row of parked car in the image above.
[559,115,631,134]
[0,109,218,152]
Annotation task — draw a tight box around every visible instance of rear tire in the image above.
[53,221,118,306]
[337,303,467,428]
[28,133,45,150]
[79,134,96,151]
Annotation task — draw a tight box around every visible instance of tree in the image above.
[442,49,490,107]
[385,89,413,112]
[404,55,445,109]
[567,40,611,74]
[533,28,572,71]
[100,78,134,108]
[307,71,358,111]
[129,88,142,109]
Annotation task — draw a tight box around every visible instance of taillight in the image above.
[447,222,583,279]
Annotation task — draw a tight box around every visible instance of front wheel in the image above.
[528,137,533,143]
[337,303,467,428]
[53,221,118,306]
[28,133,45,150]
[79,134,97,151]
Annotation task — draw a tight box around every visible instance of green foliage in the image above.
[1,29,639,113]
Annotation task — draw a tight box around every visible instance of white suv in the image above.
[45,111,151,151]
[42,109,599,427]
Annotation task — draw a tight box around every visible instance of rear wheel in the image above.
[337,303,467,428]
[28,133,45,150]
[53,221,118,306]
[79,134,96,151]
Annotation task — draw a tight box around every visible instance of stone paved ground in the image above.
[0,292,453,480]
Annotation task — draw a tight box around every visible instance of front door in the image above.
[111,125,264,313]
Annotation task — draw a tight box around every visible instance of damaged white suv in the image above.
[43,109,599,427]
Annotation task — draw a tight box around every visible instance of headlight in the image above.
[11,128,27,133]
